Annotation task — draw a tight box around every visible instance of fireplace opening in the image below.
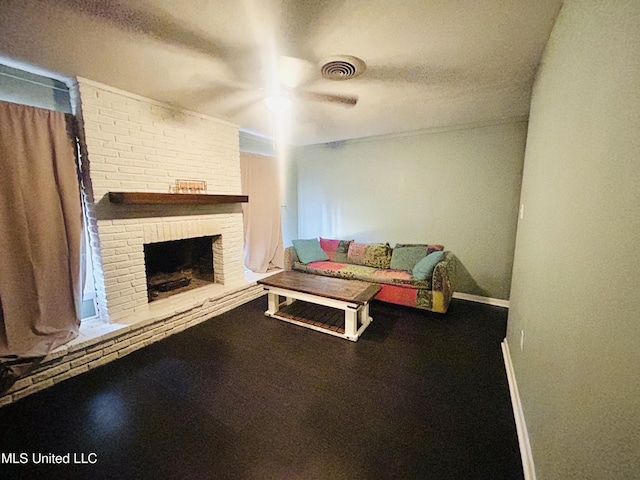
[144,235,217,302]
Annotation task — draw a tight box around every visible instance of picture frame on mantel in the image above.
[172,179,207,194]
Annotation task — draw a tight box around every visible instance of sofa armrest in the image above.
[431,252,455,313]
[284,246,299,271]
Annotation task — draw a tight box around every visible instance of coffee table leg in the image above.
[266,292,279,316]
[359,302,372,328]
[345,308,358,339]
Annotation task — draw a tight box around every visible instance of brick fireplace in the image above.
[76,78,251,323]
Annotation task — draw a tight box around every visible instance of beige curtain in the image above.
[0,101,83,390]
[240,152,284,273]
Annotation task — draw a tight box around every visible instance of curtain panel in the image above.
[240,152,284,273]
[0,100,83,392]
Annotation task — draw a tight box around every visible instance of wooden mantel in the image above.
[108,192,248,205]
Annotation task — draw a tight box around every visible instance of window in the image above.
[0,62,97,319]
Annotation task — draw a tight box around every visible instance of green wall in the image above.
[507,1,640,478]
[293,120,527,300]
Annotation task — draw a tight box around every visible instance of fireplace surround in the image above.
[76,77,251,323]
[144,235,217,302]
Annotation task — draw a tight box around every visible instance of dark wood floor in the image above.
[0,297,523,480]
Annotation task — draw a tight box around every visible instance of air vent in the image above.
[321,55,366,80]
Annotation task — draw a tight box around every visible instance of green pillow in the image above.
[292,238,329,264]
[390,245,428,271]
[412,251,446,280]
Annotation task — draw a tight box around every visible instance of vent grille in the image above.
[321,56,366,80]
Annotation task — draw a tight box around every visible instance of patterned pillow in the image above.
[390,245,430,271]
[319,237,353,263]
[347,242,392,269]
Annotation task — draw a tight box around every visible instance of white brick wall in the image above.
[75,78,247,323]
[77,79,240,199]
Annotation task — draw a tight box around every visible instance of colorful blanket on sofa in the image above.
[293,260,432,289]
[293,261,446,310]
[292,261,444,311]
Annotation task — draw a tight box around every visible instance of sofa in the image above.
[284,237,455,313]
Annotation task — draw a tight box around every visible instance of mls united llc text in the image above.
[1,452,98,464]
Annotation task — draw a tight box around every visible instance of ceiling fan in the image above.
[50,0,362,115]
[253,54,363,114]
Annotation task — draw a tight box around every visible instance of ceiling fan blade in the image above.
[297,91,358,107]
[223,94,264,118]
[278,56,315,89]
[52,0,228,60]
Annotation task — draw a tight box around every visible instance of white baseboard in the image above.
[453,292,510,308]
[502,339,536,480]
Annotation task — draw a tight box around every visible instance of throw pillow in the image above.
[390,245,429,271]
[395,243,445,255]
[412,251,446,280]
[347,242,392,269]
[319,237,353,263]
[292,238,329,264]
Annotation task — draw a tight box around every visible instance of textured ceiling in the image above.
[0,0,562,145]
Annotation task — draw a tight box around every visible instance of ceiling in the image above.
[0,0,562,146]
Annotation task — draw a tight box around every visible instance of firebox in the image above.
[143,235,217,302]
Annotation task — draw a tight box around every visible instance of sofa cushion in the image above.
[292,238,329,264]
[412,251,446,280]
[293,261,431,289]
[347,242,392,269]
[319,237,353,263]
[390,245,430,271]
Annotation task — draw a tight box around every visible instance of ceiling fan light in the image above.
[264,95,292,113]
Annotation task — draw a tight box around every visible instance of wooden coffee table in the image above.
[257,271,381,341]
